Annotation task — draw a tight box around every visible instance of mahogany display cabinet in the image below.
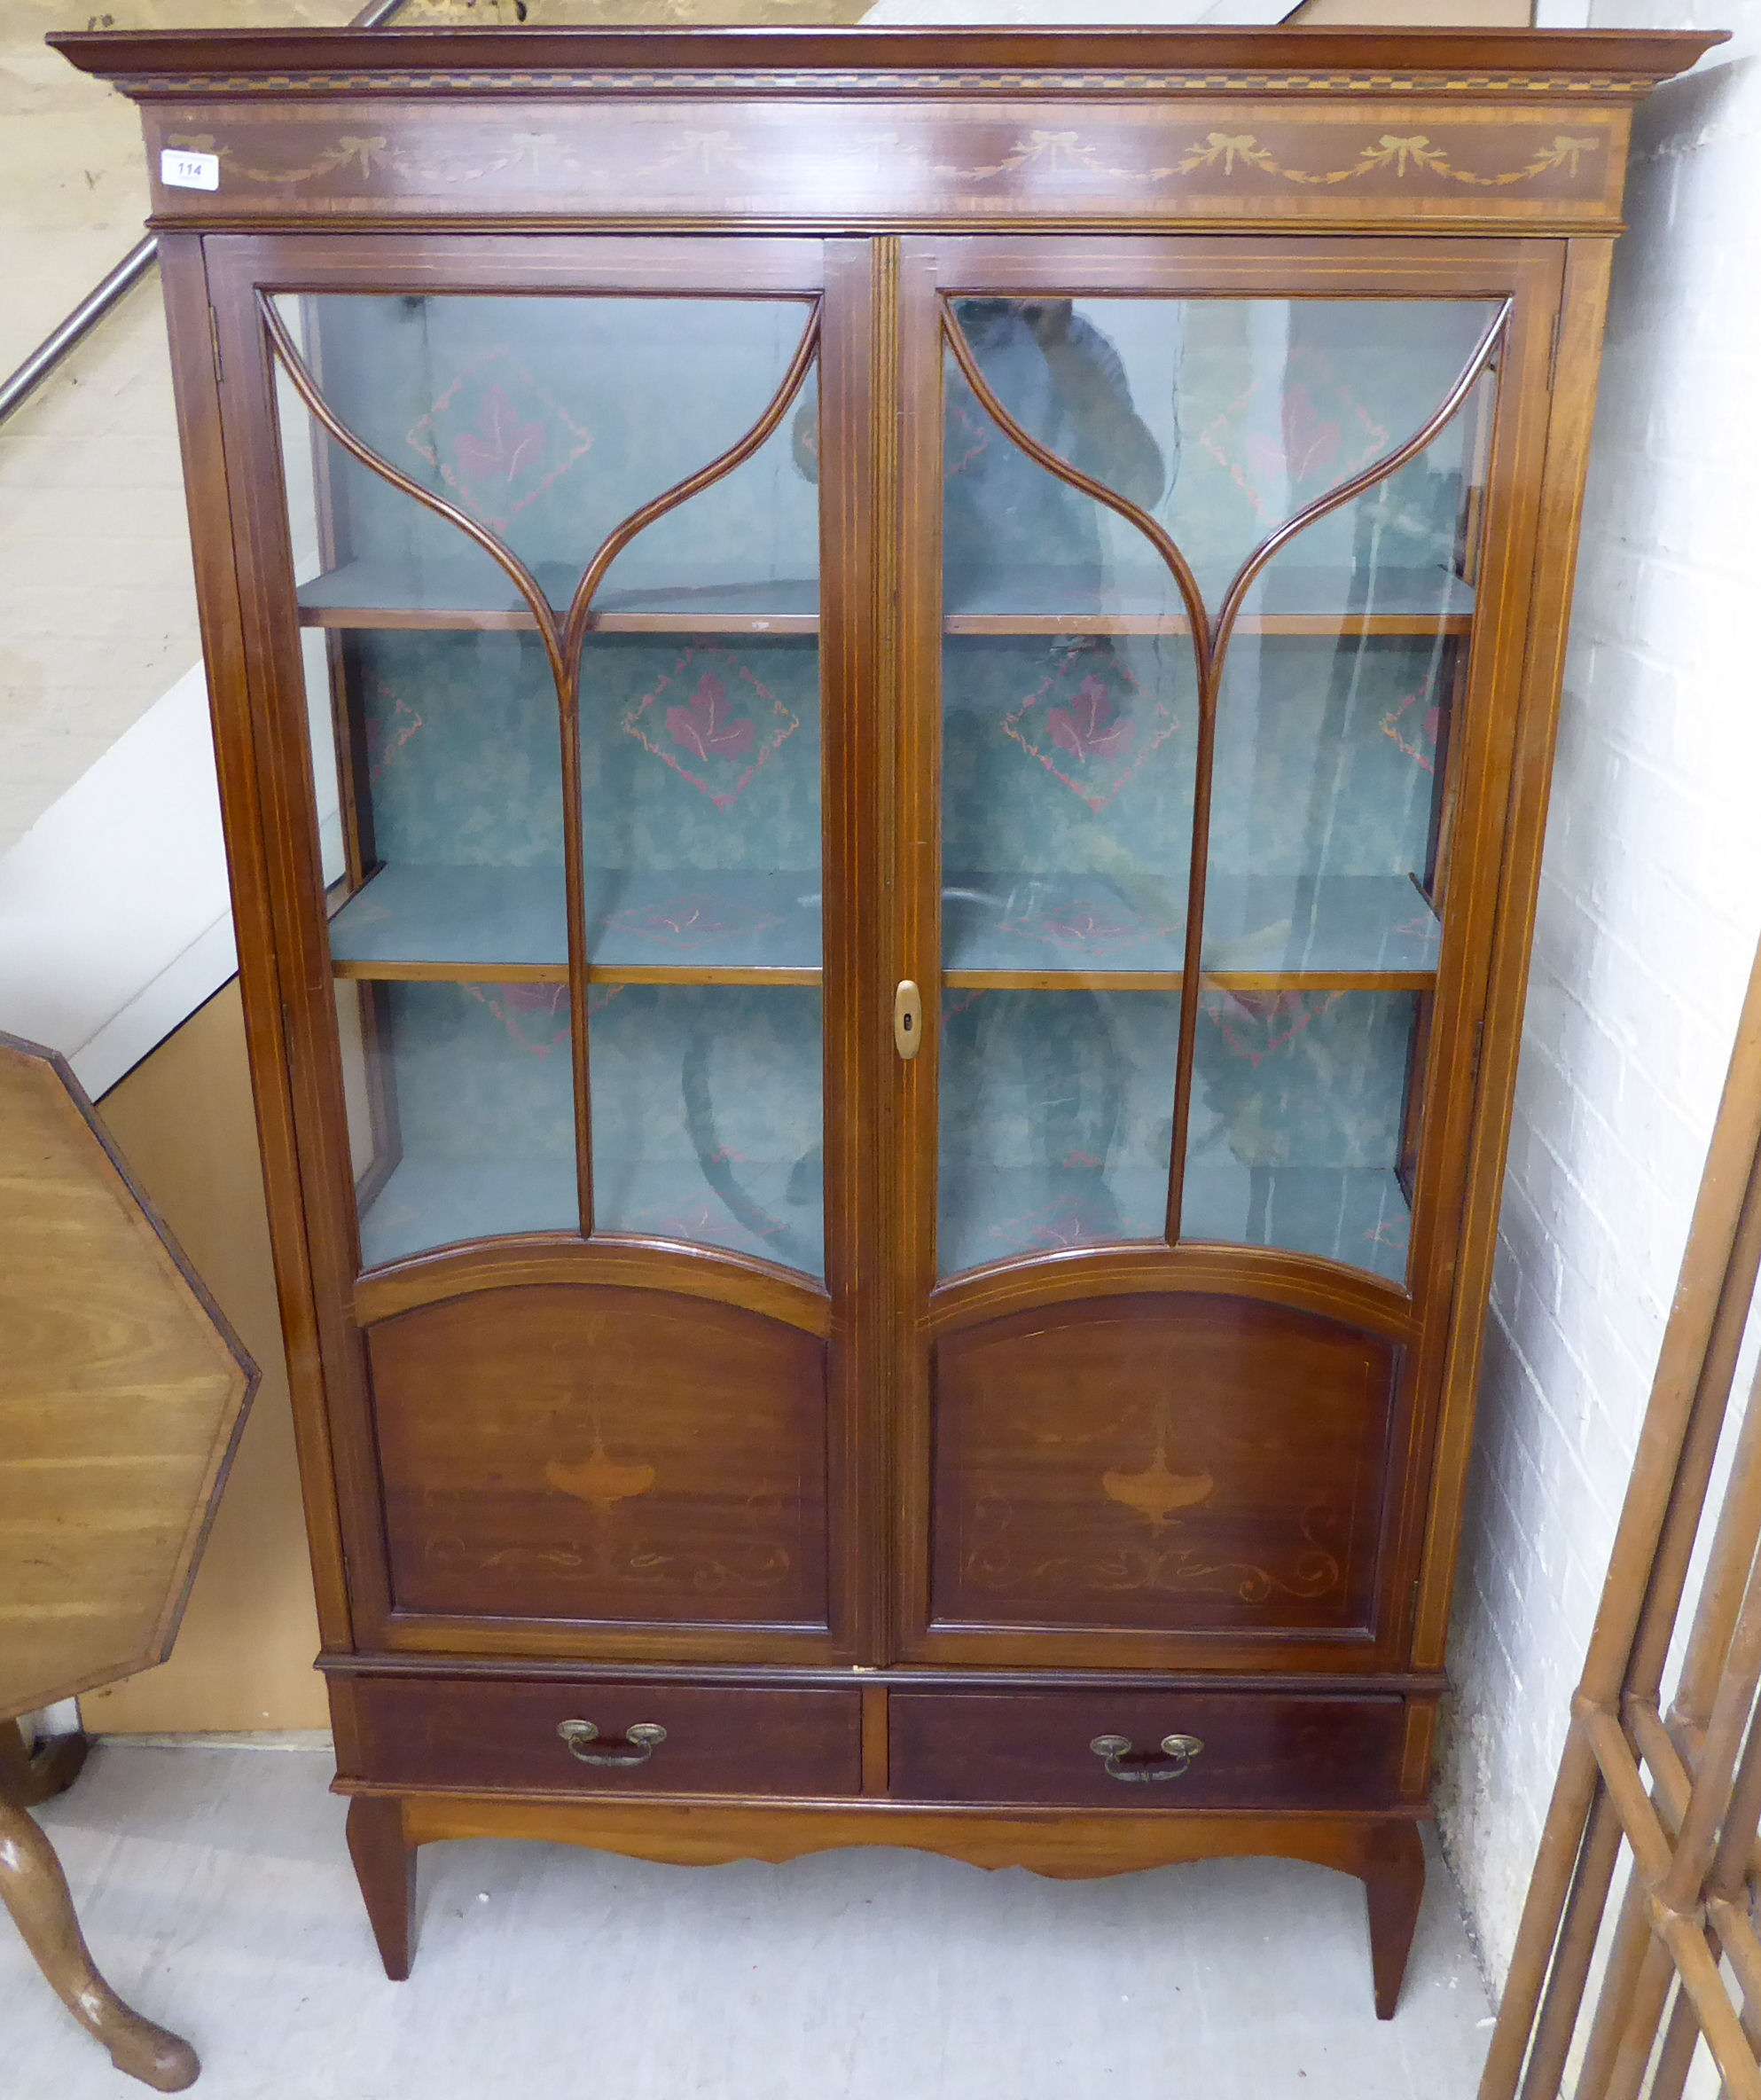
[58,22,1718,2015]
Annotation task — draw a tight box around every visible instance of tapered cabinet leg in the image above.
[347,1796,416,1981]
[0,1785,199,2091]
[1360,1820,1427,2020]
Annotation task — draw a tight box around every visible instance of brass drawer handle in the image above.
[1089,1732,1204,1783]
[558,1719,668,1767]
[894,979,923,1061]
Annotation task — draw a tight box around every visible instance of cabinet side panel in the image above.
[1413,237,1616,1666]
[158,232,356,1651]
[930,1292,1397,1634]
[365,1283,830,1629]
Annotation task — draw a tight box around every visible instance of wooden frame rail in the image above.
[1482,921,1761,2100]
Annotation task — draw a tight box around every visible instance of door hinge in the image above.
[1471,1019,1485,1089]
[1546,310,1561,394]
[1412,1578,1422,1624]
[208,307,224,387]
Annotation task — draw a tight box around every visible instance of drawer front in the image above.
[344,1676,862,1800]
[889,1689,1407,1810]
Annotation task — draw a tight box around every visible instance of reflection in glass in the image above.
[947,295,1496,610]
[1183,991,1420,1286]
[939,990,1178,1277]
[350,978,578,1269]
[937,292,1499,1289]
[1185,365,1492,1282]
[942,632,1196,974]
[591,986,825,1279]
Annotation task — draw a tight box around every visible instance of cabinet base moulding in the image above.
[340,1788,1427,2018]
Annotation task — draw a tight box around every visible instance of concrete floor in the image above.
[7,1742,1492,2099]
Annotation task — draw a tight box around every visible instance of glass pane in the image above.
[1183,990,1420,1286]
[279,293,814,613]
[591,986,824,1278]
[593,374,818,618]
[1184,320,1495,1286]
[939,989,1178,1277]
[949,295,1495,608]
[579,633,820,969]
[271,290,822,1272]
[944,307,1180,623]
[1203,378,1490,979]
[941,292,1499,1289]
[574,326,823,1266]
[325,630,567,972]
[938,308,1197,1280]
[943,632,1195,975]
[352,979,577,1269]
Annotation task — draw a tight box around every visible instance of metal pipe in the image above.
[0,237,158,426]
[0,0,408,429]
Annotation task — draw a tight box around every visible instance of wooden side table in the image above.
[0,1033,255,2090]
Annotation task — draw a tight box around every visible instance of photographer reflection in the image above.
[945,298,1164,605]
[794,296,1165,606]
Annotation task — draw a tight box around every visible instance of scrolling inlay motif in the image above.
[959,1498,1343,1607]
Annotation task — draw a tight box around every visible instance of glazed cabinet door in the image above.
[893,235,1564,1671]
[200,236,880,1663]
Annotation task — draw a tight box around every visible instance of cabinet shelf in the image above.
[297,561,820,635]
[295,561,1470,640]
[943,871,1441,983]
[334,960,819,986]
[358,1155,579,1272]
[327,863,823,983]
[358,1153,826,1274]
[937,1161,1411,1284]
[943,968,1434,991]
[943,563,1475,638]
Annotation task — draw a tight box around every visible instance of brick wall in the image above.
[1436,0,1761,1999]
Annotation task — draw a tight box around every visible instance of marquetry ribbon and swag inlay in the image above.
[164,117,1607,202]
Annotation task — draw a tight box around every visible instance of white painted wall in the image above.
[1436,2,1761,2016]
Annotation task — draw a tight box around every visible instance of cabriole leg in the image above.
[346,1795,416,1980]
[0,1717,90,1806]
[0,1779,199,2091]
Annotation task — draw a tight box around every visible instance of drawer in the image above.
[342,1675,863,1799]
[888,1689,1407,1810]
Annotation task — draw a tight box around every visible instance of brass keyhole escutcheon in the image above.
[894,980,923,1061]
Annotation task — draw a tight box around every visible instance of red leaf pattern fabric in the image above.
[623,646,800,811]
[450,384,546,488]
[1045,676,1136,764]
[666,672,756,763]
[1001,641,1178,813]
[406,348,591,529]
